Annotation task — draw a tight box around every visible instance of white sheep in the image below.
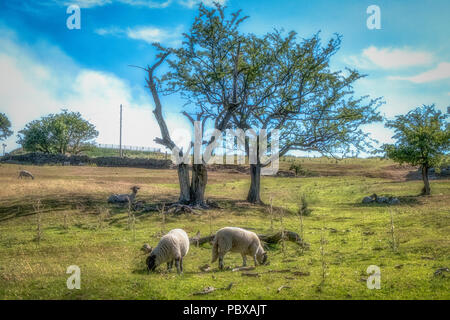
[146,229,190,274]
[18,170,34,180]
[211,227,268,270]
[107,186,140,204]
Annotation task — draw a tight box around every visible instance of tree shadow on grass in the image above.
[0,194,106,222]
[209,198,294,215]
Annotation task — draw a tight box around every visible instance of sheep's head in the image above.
[146,254,157,272]
[131,186,140,193]
[257,249,268,265]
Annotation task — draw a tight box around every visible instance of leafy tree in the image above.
[17,118,53,153]
[17,110,98,155]
[383,105,449,195]
[0,113,13,141]
[228,31,383,203]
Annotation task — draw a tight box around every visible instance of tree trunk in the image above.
[190,163,207,206]
[177,163,191,204]
[421,165,431,195]
[247,164,262,204]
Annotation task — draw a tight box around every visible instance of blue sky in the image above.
[0,0,449,154]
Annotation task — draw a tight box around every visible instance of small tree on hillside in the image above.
[17,110,98,155]
[0,113,13,141]
[383,105,449,195]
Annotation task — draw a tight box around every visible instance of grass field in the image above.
[0,160,449,300]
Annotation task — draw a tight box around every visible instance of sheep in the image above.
[18,170,34,180]
[211,227,268,270]
[107,186,140,204]
[146,229,190,274]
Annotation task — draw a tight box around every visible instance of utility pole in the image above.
[2,143,6,156]
[119,104,123,158]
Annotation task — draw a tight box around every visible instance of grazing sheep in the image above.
[18,170,34,180]
[211,227,268,270]
[146,229,190,274]
[107,186,140,204]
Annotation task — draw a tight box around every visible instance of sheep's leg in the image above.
[241,254,247,267]
[175,258,181,274]
[253,254,258,267]
[218,254,225,270]
[167,260,173,271]
[180,257,184,273]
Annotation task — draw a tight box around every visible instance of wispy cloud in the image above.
[116,0,172,8]
[178,0,226,8]
[95,25,183,46]
[389,62,450,83]
[27,0,224,9]
[347,46,434,70]
[127,26,182,44]
[47,0,171,8]
[49,0,112,8]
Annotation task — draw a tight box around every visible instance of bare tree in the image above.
[144,52,191,204]
[152,4,248,206]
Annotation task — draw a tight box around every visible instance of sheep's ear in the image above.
[141,244,153,254]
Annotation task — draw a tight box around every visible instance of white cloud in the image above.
[50,0,171,8]
[117,0,172,8]
[40,0,224,9]
[346,46,434,70]
[389,62,450,83]
[178,0,226,8]
[127,26,181,44]
[0,28,188,153]
[94,27,123,36]
[47,0,112,8]
[95,25,183,46]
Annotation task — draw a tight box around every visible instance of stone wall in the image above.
[0,152,171,169]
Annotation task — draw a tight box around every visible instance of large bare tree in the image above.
[151,4,248,206]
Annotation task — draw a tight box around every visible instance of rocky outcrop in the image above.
[362,193,400,205]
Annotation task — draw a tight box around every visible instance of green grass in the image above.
[0,162,449,300]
